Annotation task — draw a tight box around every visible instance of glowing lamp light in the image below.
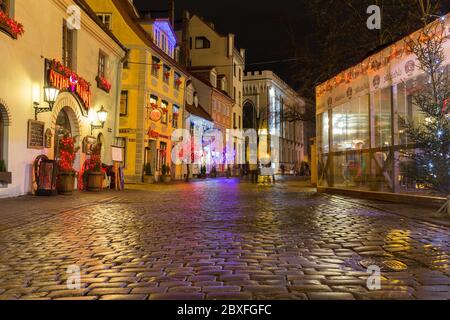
[44,86,60,107]
[35,85,60,120]
[97,106,108,124]
[90,106,108,135]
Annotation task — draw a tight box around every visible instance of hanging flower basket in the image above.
[0,11,24,39]
[96,76,112,93]
[164,72,171,79]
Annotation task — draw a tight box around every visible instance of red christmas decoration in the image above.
[0,11,24,38]
[58,135,79,173]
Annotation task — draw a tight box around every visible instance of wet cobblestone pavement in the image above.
[0,178,449,300]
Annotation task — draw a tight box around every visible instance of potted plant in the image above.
[86,145,104,192]
[161,164,171,183]
[144,163,155,184]
[0,159,12,184]
[56,134,79,195]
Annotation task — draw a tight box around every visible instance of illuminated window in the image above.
[163,65,171,84]
[152,56,160,77]
[120,91,128,116]
[97,13,112,30]
[172,105,180,128]
[161,100,168,124]
[174,72,181,90]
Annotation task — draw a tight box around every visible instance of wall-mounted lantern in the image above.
[90,106,108,135]
[34,85,60,120]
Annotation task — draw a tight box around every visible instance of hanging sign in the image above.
[150,109,162,122]
[45,59,92,114]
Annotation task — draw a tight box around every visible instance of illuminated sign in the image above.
[45,59,92,114]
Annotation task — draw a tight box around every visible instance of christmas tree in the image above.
[402,19,450,194]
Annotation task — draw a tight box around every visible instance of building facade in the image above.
[189,67,234,175]
[183,79,215,177]
[315,17,449,194]
[0,0,126,198]
[244,71,306,173]
[178,12,246,171]
[86,0,188,183]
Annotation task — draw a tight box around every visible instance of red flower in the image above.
[0,11,25,37]
[96,76,112,93]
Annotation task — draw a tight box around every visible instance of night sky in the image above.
[135,0,450,92]
[135,0,309,87]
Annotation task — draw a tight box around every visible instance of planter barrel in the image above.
[144,175,155,184]
[56,172,75,195]
[161,175,171,183]
[87,171,104,192]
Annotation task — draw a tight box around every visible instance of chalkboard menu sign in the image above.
[28,120,45,150]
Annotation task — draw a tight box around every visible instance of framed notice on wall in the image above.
[27,120,45,150]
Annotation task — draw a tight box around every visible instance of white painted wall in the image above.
[0,0,125,198]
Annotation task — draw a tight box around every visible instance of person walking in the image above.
[249,162,259,184]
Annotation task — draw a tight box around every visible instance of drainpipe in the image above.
[113,50,129,143]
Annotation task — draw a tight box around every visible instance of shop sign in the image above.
[45,59,92,115]
[27,120,45,150]
[150,109,162,122]
[148,130,160,139]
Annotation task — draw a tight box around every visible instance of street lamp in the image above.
[91,106,108,135]
[34,85,60,120]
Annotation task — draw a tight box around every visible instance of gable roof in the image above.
[110,0,189,76]
[75,0,127,52]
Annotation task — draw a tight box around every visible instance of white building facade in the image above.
[244,71,306,172]
[0,0,126,197]
[178,11,246,171]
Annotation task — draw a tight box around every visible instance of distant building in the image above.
[244,71,307,173]
[177,11,246,172]
[87,0,188,182]
[189,67,234,175]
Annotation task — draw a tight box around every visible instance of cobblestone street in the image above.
[0,178,449,300]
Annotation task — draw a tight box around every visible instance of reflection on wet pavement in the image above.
[0,178,448,300]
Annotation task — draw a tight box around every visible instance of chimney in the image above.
[168,0,175,27]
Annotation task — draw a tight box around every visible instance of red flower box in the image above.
[96,76,112,93]
[0,11,24,39]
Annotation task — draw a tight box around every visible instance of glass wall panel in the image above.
[317,112,329,154]
[374,88,392,148]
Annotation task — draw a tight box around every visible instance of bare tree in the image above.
[287,0,445,101]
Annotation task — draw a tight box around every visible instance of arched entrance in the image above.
[54,106,81,171]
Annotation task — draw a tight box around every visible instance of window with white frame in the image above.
[97,13,112,30]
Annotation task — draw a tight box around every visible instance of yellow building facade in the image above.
[86,0,187,182]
